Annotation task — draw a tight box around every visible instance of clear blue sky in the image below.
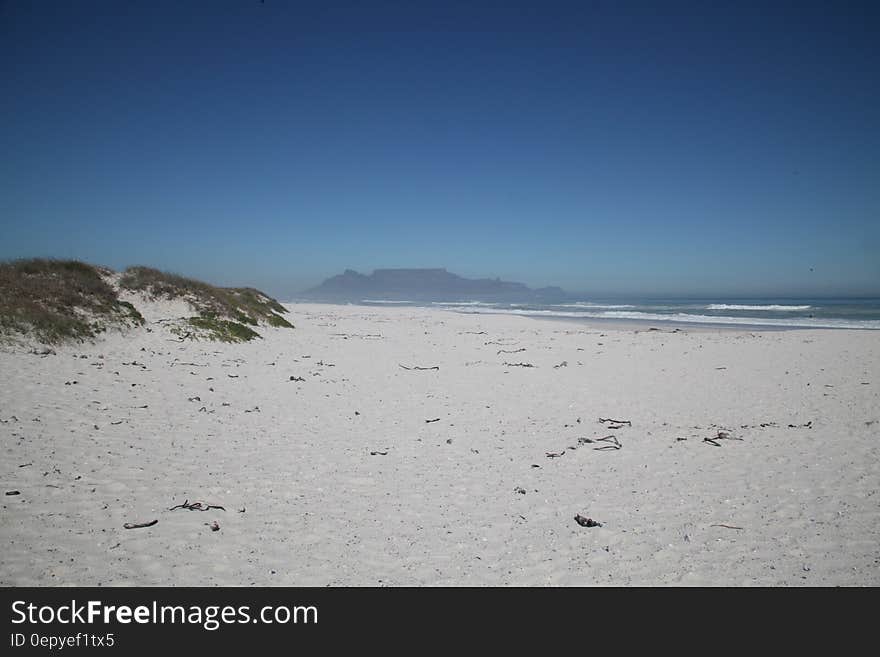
[2,0,878,298]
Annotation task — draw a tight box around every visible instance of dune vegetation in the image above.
[0,259,292,344]
[0,259,144,343]
[119,266,294,341]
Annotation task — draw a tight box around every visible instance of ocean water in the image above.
[357,298,880,330]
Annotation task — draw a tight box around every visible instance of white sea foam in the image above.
[440,306,880,329]
[558,302,637,309]
[706,304,812,311]
[431,301,494,306]
[443,307,585,317]
[591,311,876,328]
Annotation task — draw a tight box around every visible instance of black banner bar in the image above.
[0,587,873,652]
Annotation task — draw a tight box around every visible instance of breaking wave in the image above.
[706,304,812,311]
[558,302,637,309]
[440,305,880,329]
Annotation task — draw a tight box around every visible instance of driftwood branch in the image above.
[399,364,439,371]
[705,430,741,447]
[169,500,226,512]
[123,519,157,529]
[599,417,631,426]
[594,435,621,450]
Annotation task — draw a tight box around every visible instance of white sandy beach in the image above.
[1,302,878,586]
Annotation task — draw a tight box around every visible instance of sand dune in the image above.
[1,303,878,586]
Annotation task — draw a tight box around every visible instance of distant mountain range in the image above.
[301,268,566,302]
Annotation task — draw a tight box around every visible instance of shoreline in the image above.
[288,301,871,333]
[524,314,824,332]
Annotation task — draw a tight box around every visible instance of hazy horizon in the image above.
[2,1,878,299]
[4,257,880,302]
[287,265,880,302]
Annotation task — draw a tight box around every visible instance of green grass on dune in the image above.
[186,316,262,343]
[120,266,293,342]
[119,266,293,337]
[0,259,144,344]
[0,259,293,345]
[266,312,294,328]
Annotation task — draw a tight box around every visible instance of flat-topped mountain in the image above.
[303,268,566,302]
